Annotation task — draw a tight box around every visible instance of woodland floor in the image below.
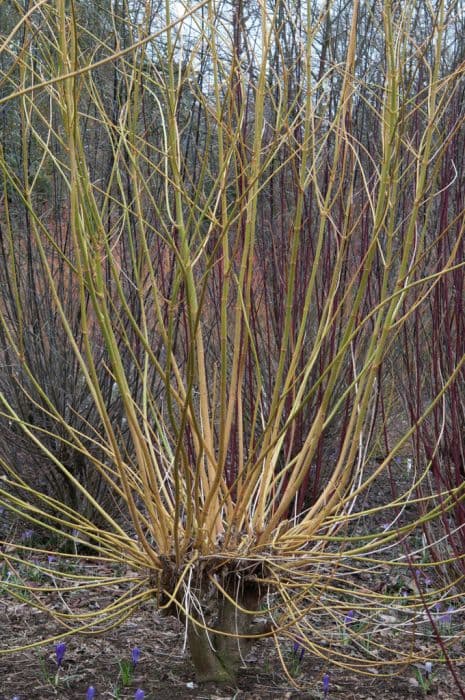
[2,452,465,698]
[1,571,465,700]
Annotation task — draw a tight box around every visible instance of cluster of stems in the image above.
[1,0,465,689]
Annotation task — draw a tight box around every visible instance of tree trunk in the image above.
[186,581,266,683]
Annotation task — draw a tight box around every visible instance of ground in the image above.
[2,454,464,699]
[1,584,464,700]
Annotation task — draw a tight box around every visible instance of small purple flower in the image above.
[414,569,432,587]
[21,529,34,541]
[293,640,304,662]
[440,605,454,626]
[344,610,355,625]
[86,687,96,700]
[47,555,56,565]
[323,672,330,697]
[55,641,66,668]
[131,646,141,666]
[134,691,145,700]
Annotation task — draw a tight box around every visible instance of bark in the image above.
[187,622,236,683]
[186,581,269,683]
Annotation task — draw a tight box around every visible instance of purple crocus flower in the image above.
[55,641,66,668]
[132,646,141,666]
[344,610,355,625]
[414,569,432,587]
[293,640,304,662]
[21,529,34,541]
[134,690,145,700]
[440,605,454,626]
[86,687,96,700]
[323,672,330,697]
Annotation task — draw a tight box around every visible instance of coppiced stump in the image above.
[1,0,465,693]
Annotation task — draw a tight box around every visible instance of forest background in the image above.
[1,0,465,697]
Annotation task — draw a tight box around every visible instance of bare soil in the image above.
[2,449,464,699]
[1,580,464,700]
